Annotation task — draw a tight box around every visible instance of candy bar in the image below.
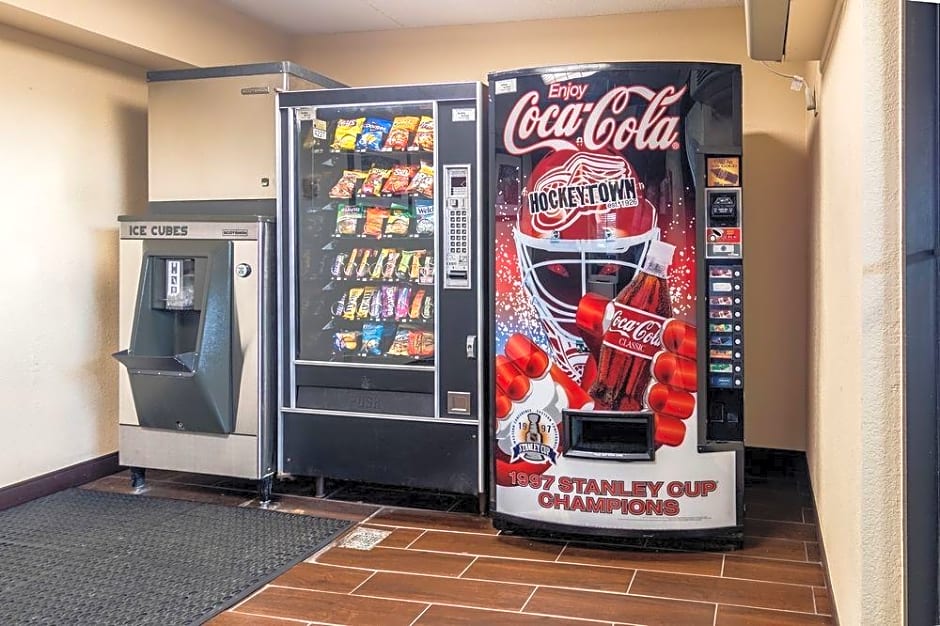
[395,287,412,320]
[409,289,425,320]
[343,288,363,320]
[381,285,398,319]
[357,287,377,320]
[396,250,415,280]
[343,248,361,277]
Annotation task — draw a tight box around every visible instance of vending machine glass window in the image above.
[294,105,437,367]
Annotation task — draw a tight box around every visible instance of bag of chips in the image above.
[356,118,393,151]
[329,170,367,199]
[410,116,434,151]
[360,323,386,357]
[331,118,365,151]
[363,207,389,238]
[384,209,411,236]
[381,164,418,195]
[414,200,434,235]
[407,162,435,198]
[333,331,360,353]
[383,116,420,151]
[360,167,390,196]
[335,205,364,235]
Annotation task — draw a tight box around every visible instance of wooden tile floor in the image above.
[81,460,832,626]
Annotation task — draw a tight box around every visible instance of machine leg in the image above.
[477,492,487,516]
[130,467,146,492]
[315,476,326,498]
[258,475,274,505]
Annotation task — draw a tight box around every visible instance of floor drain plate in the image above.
[336,526,392,551]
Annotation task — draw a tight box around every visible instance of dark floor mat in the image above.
[0,488,351,625]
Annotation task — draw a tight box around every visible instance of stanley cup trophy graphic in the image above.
[519,412,549,462]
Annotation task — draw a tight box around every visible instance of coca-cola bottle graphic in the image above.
[588,239,676,410]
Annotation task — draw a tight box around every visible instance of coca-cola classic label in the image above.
[503,83,687,156]
[602,303,666,359]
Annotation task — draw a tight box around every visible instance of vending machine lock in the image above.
[465,335,477,359]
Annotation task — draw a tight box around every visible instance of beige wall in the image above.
[295,6,811,450]
[0,24,147,487]
[0,1,291,490]
[805,0,903,622]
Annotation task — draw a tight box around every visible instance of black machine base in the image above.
[491,512,744,551]
[281,411,481,496]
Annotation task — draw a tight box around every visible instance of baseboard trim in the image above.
[0,452,121,511]
[808,473,841,625]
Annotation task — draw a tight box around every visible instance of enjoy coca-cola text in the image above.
[503,85,687,155]
[602,304,665,359]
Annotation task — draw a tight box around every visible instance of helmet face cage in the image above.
[513,211,659,384]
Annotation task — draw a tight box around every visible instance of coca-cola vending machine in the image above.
[489,63,744,542]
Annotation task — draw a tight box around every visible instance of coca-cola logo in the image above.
[602,303,665,359]
[504,84,687,156]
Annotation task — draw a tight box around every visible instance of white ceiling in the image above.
[220,0,742,35]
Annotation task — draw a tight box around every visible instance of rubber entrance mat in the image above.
[0,488,351,625]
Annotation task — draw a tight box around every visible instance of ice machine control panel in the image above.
[443,164,471,290]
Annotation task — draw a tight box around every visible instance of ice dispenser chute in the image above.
[113,239,234,434]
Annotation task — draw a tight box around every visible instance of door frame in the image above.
[904,1,940,623]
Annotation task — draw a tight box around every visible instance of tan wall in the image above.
[0,0,291,490]
[805,0,903,622]
[0,24,147,487]
[295,6,810,450]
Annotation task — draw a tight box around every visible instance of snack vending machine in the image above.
[278,83,487,499]
[489,63,745,541]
